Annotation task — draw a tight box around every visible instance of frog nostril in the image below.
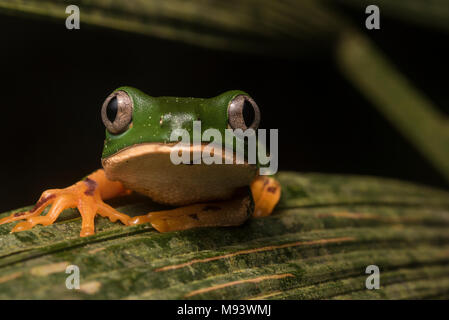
[106,97,118,123]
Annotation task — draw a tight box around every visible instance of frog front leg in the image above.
[128,176,281,233]
[0,169,132,237]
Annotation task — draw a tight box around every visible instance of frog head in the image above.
[100,86,261,205]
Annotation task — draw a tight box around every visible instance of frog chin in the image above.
[101,142,258,206]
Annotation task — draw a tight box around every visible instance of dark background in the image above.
[0,7,448,212]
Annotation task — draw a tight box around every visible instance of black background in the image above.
[0,7,448,212]
[1,299,444,319]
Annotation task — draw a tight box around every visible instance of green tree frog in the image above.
[0,87,280,237]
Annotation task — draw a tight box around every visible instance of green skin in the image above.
[102,86,251,159]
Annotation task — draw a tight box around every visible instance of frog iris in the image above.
[101,90,133,134]
[228,94,260,130]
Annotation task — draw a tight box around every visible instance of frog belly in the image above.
[101,143,258,206]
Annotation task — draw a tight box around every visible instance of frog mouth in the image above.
[101,142,257,205]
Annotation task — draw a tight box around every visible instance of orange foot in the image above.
[250,176,281,217]
[0,170,131,237]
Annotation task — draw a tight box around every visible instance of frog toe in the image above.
[97,202,131,225]
[251,176,281,217]
[9,195,74,233]
[0,190,59,226]
[11,221,33,232]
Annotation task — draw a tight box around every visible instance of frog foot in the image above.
[0,170,132,237]
[128,190,252,232]
[250,176,281,217]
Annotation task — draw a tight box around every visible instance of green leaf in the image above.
[1,172,449,299]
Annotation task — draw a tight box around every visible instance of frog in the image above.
[0,87,281,237]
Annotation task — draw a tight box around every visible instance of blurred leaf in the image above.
[333,0,449,33]
[337,31,449,182]
[0,0,342,56]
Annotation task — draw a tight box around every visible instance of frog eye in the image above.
[228,95,260,131]
[101,90,133,134]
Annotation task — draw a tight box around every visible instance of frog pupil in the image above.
[107,97,118,122]
[242,100,255,128]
